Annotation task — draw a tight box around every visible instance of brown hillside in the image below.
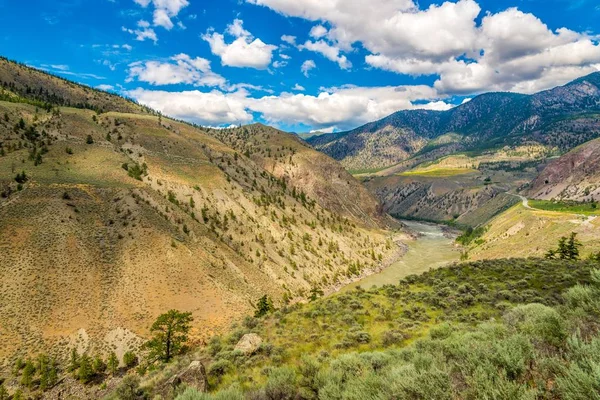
[0,65,398,367]
[530,138,600,201]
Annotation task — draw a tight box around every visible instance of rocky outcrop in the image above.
[167,361,208,392]
[530,138,600,201]
[234,333,263,355]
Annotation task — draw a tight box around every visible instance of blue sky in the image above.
[1,0,599,132]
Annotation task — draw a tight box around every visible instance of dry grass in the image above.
[0,101,398,370]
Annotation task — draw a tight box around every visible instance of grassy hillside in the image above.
[466,203,600,260]
[0,61,399,370]
[80,258,600,400]
[0,57,146,115]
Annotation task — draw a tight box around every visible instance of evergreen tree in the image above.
[255,295,275,317]
[123,351,138,369]
[20,360,35,388]
[68,348,79,372]
[78,354,93,383]
[565,232,582,260]
[107,352,119,375]
[0,383,8,400]
[144,310,194,363]
[93,355,106,374]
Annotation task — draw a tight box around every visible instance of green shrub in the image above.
[264,367,297,400]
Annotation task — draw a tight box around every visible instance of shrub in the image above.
[116,375,141,400]
[176,385,245,400]
[208,359,232,378]
[382,330,406,347]
[505,304,567,347]
[123,351,138,369]
[264,367,297,400]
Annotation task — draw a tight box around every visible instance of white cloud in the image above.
[246,85,451,129]
[309,25,328,39]
[281,35,296,45]
[300,40,351,70]
[129,84,453,130]
[122,20,158,43]
[301,60,316,77]
[97,84,115,91]
[127,54,227,87]
[129,88,253,126]
[133,0,189,30]
[247,0,600,94]
[292,84,305,91]
[203,19,278,69]
[153,8,174,29]
[310,126,336,134]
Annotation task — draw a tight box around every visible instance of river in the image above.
[344,220,461,290]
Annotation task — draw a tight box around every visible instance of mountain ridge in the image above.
[308,72,600,171]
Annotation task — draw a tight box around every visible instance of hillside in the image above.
[359,146,547,226]
[0,60,399,368]
[308,73,600,171]
[464,202,600,260]
[92,258,600,400]
[530,138,600,201]
[0,57,145,115]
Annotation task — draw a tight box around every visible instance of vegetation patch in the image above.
[399,167,479,177]
[529,199,599,215]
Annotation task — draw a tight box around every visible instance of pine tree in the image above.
[93,355,106,374]
[566,232,582,260]
[0,382,8,400]
[144,310,194,363]
[20,360,35,388]
[255,295,275,317]
[107,352,119,375]
[78,354,93,383]
[68,348,79,372]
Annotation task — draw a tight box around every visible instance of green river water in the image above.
[344,220,461,290]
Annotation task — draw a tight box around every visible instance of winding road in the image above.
[511,193,532,209]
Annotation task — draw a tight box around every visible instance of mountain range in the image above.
[308,73,600,172]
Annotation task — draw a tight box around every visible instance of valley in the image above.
[1,58,600,400]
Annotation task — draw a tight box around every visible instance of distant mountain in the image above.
[308,73,600,171]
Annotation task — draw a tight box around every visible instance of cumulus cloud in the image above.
[203,19,278,69]
[127,53,227,88]
[247,0,600,94]
[281,35,296,45]
[300,40,351,70]
[129,84,453,130]
[301,60,316,77]
[129,88,254,125]
[292,84,305,91]
[309,25,328,39]
[122,20,158,43]
[97,84,115,91]
[133,0,189,30]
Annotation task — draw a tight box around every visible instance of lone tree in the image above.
[144,310,193,363]
[254,295,275,318]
